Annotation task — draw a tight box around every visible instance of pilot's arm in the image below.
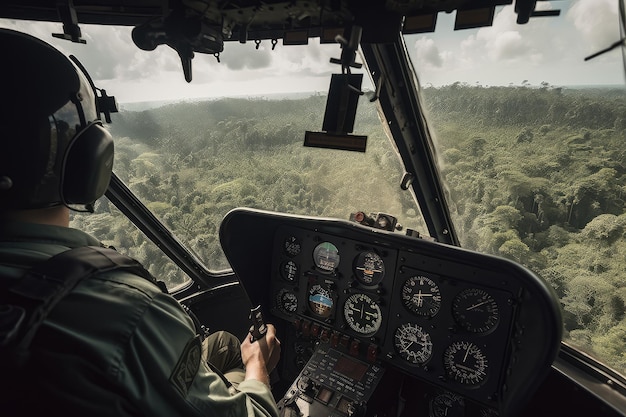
[122,288,280,417]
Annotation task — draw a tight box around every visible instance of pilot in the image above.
[0,28,280,416]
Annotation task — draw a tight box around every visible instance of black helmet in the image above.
[0,29,114,211]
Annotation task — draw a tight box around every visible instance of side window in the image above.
[69,198,191,291]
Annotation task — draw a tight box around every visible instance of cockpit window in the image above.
[0,19,426,282]
[406,3,626,376]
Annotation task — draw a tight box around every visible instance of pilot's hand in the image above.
[241,323,281,386]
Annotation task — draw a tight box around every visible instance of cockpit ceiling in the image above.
[0,0,539,43]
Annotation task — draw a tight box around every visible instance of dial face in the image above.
[313,242,340,273]
[280,260,299,282]
[308,284,334,318]
[452,288,500,333]
[343,293,382,335]
[276,288,298,314]
[394,323,433,365]
[401,275,442,317]
[429,392,465,417]
[284,236,301,257]
[354,251,385,285]
[443,341,488,386]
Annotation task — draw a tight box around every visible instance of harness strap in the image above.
[0,246,166,365]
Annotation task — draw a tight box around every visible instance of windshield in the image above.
[405,2,626,376]
[2,0,625,378]
[0,18,427,280]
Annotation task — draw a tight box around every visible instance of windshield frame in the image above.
[362,35,460,246]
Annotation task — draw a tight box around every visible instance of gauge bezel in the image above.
[313,241,341,274]
[307,282,336,319]
[393,322,433,365]
[443,341,489,386]
[353,250,386,286]
[284,236,302,257]
[343,292,383,336]
[401,274,442,317]
[429,391,465,417]
[276,287,299,315]
[280,259,299,282]
[452,288,500,334]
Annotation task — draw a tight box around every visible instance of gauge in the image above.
[280,260,299,282]
[443,341,488,386]
[284,236,301,257]
[313,242,340,273]
[429,392,465,417]
[308,284,335,318]
[354,251,385,285]
[276,288,298,314]
[394,323,432,365]
[452,288,499,333]
[343,293,382,335]
[401,275,442,317]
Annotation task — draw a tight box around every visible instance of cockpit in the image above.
[1,1,626,416]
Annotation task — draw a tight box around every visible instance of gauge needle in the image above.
[463,346,471,362]
[414,291,432,307]
[467,300,489,310]
[360,304,364,318]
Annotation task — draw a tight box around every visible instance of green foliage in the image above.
[422,85,626,374]
[74,93,424,277]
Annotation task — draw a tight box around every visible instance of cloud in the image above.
[407,2,623,87]
[220,42,273,70]
[413,37,443,68]
[472,6,543,64]
[567,0,620,51]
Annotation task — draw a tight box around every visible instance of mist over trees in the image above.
[72,85,626,374]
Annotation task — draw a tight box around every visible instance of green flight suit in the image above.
[0,220,278,417]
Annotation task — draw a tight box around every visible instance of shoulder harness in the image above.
[0,245,167,368]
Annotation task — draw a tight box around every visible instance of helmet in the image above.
[0,29,114,211]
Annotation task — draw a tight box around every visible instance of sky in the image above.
[1,0,624,103]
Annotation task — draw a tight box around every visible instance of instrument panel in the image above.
[219,208,562,416]
[269,226,516,408]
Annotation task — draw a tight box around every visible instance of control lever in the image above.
[249,305,280,385]
[249,305,267,342]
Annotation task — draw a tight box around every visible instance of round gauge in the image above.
[280,260,299,282]
[443,341,488,386]
[394,323,432,365]
[308,284,334,318]
[313,242,340,273]
[284,236,301,257]
[401,275,442,317]
[276,288,298,314]
[452,288,499,333]
[354,251,385,285]
[429,392,465,417]
[343,293,382,335]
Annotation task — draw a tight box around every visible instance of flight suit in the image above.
[0,220,278,417]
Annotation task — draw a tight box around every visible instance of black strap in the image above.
[0,246,167,366]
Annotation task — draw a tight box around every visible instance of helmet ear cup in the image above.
[62,122,114,205]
